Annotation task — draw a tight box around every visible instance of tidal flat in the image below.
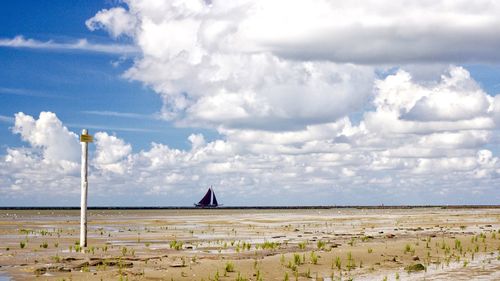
[0,208,499,280]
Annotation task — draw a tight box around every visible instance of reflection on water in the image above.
[0,273,11,281]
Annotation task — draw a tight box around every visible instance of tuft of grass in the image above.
[169,240,183,250]
[368,248,373,254]
[334,256,341,270]
[235,272,247,281]
[260,241,279,250]
[225,261,235,273]
[293,253,301,265]
[346,252,355,271]
[255,269,263,281]
[317,240,326,250]
[404,244,412,254]
[20,241,26,249]
[310,251,318,264]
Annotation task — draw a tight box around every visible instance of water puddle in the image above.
[0,272,11,281]
[353,252,500,281]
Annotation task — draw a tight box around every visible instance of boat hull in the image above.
[194,204,218,208]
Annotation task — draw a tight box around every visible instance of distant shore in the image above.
[1,205,499,210]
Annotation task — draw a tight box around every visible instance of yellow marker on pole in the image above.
[80,134,93,143]
[80,129,92,249]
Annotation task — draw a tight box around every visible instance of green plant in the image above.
[334,256,341,270]
[51,255,61,262]
[235,272,247,281]
[255,270,263,281]
[310,251,318,264]
[317,240,326,250]
[293,253,301,265]
[404,244,412,254]
[368,248,373,254]
[169,240,183,250]
[346,252,355,271]
[225,261,235,273]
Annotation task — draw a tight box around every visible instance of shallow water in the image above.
[353,252,500,281]
[0,273,11,281]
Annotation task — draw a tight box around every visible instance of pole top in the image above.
[82,129,88,134]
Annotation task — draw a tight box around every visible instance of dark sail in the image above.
[197,188,212,206]
[212,189,218,206]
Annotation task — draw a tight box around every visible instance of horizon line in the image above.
[1,205,500,210]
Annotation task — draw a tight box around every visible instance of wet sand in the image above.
[0,208,499,280]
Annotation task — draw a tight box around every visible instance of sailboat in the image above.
[194,186,220,208]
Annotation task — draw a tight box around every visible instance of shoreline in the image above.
[1,205,500,210]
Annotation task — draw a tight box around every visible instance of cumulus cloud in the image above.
[12,112,80,163]
[93,132,132,174]
[2,73,499,206]
[85,0,500,131]
[3,1,500,205]
[86,0,381,129]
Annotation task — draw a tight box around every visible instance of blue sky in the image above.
[0,0,216,152]
[1,0,499,206]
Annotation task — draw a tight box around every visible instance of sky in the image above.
[0,0,499,206]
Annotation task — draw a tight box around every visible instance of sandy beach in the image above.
[0,208,499,280]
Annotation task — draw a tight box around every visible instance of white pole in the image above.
[80,129,89,248]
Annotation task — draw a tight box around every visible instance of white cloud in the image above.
[12,112,80,163]
[93,132,132,174]
[3,1,500,205]
[86,7,137,38]
[85,0,500,131]
[0,36,138,55]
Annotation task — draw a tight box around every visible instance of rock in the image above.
[386,234,395,238]
[33,266,47,275]
[412,256,420,261]
[405,263,426,272]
